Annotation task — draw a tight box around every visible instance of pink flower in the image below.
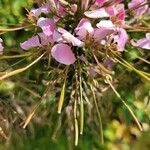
[58,28,85,47]
[131,33,150,50]
[37,17,55,36]
[20,36,41,50]
[96,18,128,51]
[0,38,4,55]
[95,20,128,51]
[30,4,50,18]
[75,18,94,40]
[128,0,148,16]
[51,43,76,65]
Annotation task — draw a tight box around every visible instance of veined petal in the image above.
[52,30,63,42]
[30,8,42,18]
[20,36,41,50]
[30,4,50,18]
[37,17,55,36]
[51,43,76,65]
[93,28,114,42]
[75,18,94,40]
[58,28,85,47]
[38,32,53,45]
[113,28,128,51]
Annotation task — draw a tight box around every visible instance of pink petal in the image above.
[96,20,115,28]
[113,28,128,51]
[52,30,63,42]
[93,28,114,42]
[117,4,125,21]
[38,32,53,45]
[37,17,55,36]
[58,28,85,47]
[30,8,42,18]
[20,36,41,50]
[30,4,50,17]
[131,33,150,50]
[84,8,110,18]
[106,4,125,25]
[106,6,117,16]
[51,43,76,65]
[75,18,94,40]
[40,4,50,13]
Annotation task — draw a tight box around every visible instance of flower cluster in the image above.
[0,0,149,145]
[19,0,150,67]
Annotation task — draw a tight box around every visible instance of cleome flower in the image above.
[1,0,149,147]
[17,1,149,67]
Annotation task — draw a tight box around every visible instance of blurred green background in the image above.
[0,0,150,150]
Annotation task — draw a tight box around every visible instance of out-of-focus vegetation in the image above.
[0,0,150,150]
